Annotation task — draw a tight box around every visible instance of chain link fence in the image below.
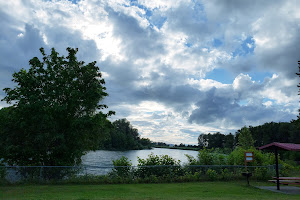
[0,164,276,184]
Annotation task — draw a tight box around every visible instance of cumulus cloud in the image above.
[0,23,46,100]
[0,0,299,144]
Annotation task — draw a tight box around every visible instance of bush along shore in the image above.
[1,148,299,185]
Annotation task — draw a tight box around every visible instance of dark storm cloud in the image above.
[43,25,100,63]
[188,87,236,124]
[0,24,46,93]
[101,57,203,117]
[204,0,280,18]
[1,0,299,143]
[188,86,296,127]
[0,22,100,107]
[166,2,211,39]
[256,33,300,79]
[107,7,165,59]
[139,84,200,110]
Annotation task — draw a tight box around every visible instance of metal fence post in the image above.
[39,166,43,182]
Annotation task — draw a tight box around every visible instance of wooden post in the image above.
[244,154,247,171]
[275,147,280,190]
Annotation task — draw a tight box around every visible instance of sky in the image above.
[0,0,299,145]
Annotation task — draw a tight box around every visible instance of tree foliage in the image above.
[136,153,181,178]
[101,118,152,150]
[0,47,113,166]
[237,126,254,149]
[197,122,299,161]
[198,132,234,150]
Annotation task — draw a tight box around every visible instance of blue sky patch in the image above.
[191,0,207,22]
[128,0,167,29]
[151,16,167,29]
[263,98,275,103]
[233,36,255,57]
[185,43,193,47]
[238,99,248,106]
[205,68,234,84]
[249,71,273,82]
[67,0,79,4]
[213,38,223,47]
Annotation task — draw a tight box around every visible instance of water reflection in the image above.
[82,148,199,167]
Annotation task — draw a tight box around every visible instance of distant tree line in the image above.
[153,142,169,147]
[198,121,300,150]
[99,118,152,150]
[198,132,235,150]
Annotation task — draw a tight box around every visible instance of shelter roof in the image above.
[259,142,300,151]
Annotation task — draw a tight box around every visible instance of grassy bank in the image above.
[1,181,299,200]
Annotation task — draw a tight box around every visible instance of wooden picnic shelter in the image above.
[259,142,300,190]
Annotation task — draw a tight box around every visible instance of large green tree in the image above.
[0,47,113,166]
[237,126,254,149]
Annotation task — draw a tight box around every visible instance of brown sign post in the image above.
[242,152,254,185]
[244,152,254,169]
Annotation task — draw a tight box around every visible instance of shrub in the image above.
[254,167,273,181]
[214,154,226,165]
[206,169,218,181]
[185,154,197,165]
[221,168,234,181]
[198,148,214,165]
[279,162,295,177]
[226,147,275,166]
[136,153,181,178]
[112,156,132,177]
[0,162,6,179]
[16,166,80,181]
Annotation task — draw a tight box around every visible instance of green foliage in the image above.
[139,138,152,149]
[0,47,113,167]
[220,168,234,181]
[197,148,214,165]
[254,167,273,181]
[214,154,226,165]
[249,121,300,148]
[0,161,5,180]
[206,169,218,181]
[186,148,227,166]
[226,147,275,166]
[112,156,132,177]
[197,121,300,163]
[185,154,198,165]
[198,132,236,151]
[101,118,152,150]
[136,153,181,178]
[237,127,254,149]
[279,162,295,177]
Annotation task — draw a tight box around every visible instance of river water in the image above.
[82,148,199,167]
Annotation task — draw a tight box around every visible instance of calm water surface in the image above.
[82,148,199,167]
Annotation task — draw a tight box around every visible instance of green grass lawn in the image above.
[0,181,299,200]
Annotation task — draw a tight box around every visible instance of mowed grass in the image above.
[0,181,299,200]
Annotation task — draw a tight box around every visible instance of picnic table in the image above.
[259,142,300,190]
[269,177,300,185]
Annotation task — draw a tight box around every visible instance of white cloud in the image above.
[0,0,299,145]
